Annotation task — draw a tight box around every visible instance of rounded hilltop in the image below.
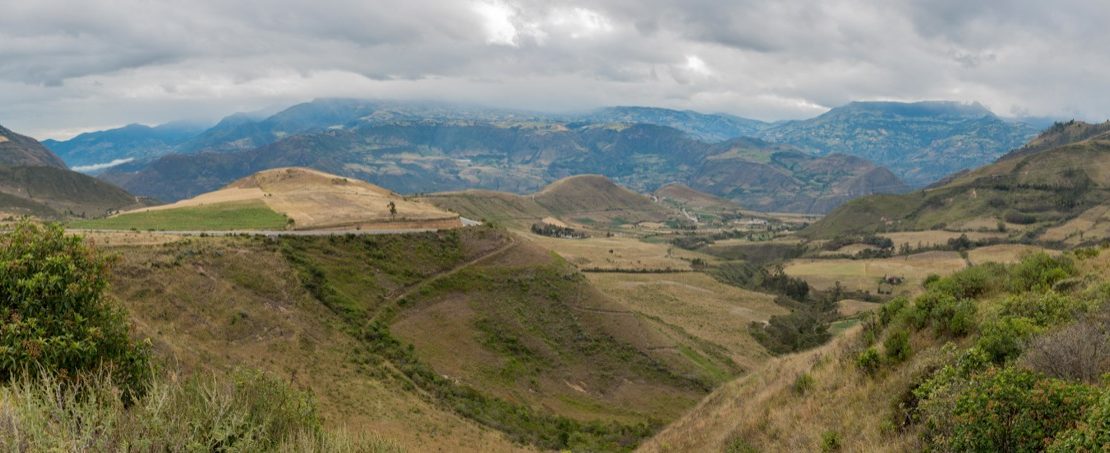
[74,167,462,232]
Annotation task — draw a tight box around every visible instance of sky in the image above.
[1,0,1109,140]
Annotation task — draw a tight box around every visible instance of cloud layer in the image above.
[1,0,1107,139]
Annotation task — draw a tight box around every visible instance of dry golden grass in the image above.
[519,232,711,271]
[784,251,967,294]
[881,230,1007,248]
[837,299,881,317]
[77,230,186,246]
[587,272,787,373]
[966,244,1056,265]
[639,327,933,452]
[1040,204,1110,244]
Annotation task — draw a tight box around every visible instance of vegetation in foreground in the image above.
[69,200,289,231]
[0,222,393,451]
[644,247,1110,452]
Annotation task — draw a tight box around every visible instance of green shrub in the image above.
[879,297,908,327]
[941,367,1096,452]
[884,330,911,363]
[857,348,881,375]
[793,372,815,396]
[1048,386,1110,452]
[977,317,1040,364]
[1008,253,1076,293]
[1001,292,1087,327]
[0,222,150,398]
[820,430,842,452]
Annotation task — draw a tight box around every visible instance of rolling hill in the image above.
[78,167,461,231]
[424,174,674,227]
[573,106,769,142]
[755,101,1038,186]
[0,123,146,218]
[805,120,1110,242]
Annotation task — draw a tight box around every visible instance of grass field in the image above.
[880,230,1008,248]
[70,200,289,231]
[586,272,787,374]
[966,244,1056,265]
[784,251,968,294]
[521,232,711,271]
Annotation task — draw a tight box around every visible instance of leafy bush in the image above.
[0,222,150,398]
[884,330,911,363]
[1000,291,1087,327]
[941,367,1096,452]
[879,297,908,327]
[857,348,881,375]
[1048,386,1110,452]
[1008,252,1075,293]
[977,317,1040,364]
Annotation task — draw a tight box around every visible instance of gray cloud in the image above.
[0,0,1107,139]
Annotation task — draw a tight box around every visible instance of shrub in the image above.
[1021,314,1110,384]
[942,367,1096,452]
[884,330,911,363]
[820,430,841,452]
[1008,253,1076,293]
[857,348,881,375]
[1048,386,1110,452]
[792,372,815,396]
[1000,292,1087,327]
[0,222,150,397]
[879,297,908,327]
[977,317,1039,364]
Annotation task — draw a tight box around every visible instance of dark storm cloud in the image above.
[0,0,1107,139]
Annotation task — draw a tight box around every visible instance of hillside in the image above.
[574,106,768,142]
[756,101,1038,186]
[691,138,909,213]
[806,121,1110,242]
[102,120,903,214]
[80,167,460,231]
[654,183,738,211]
[0,124,66,168]
[425,174,673,227]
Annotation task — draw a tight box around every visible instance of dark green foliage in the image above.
[884,330,911,363]
[1049,386,1110,452]
[749,309,831,355]
[713,262,809,301]
[943,368,1096,452]
[530,222,589,239]
[820,430,842,452]
[0,222,150,398]
[879,297,908,326]
[857,348,881,375]
[1008,253,1076,293]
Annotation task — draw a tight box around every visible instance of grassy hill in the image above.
[0,166,145,219]
[0,124,66,168]
[806,121,1110,243]
[642,248,1110,451]
[426,174,674,228]
[76,167,460,231]
[99,227,741,451]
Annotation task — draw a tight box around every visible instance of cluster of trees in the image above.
[530,222,589,239]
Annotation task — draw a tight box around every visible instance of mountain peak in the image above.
[0,123,68,169]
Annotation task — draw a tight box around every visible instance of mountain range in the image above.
[38,98,1040,214]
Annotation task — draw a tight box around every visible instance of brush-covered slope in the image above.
[691,138,909,214]
[86,167,460,231]
[0,124,66,168]
[425,174,673,227]
[756,101,1038,187]
[806,121,1110,240]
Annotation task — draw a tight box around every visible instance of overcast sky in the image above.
[2,0,1108,139]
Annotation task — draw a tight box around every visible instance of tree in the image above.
[387,201,397,219]
[0,222,150,397]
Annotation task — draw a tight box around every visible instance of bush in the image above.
[977,317,1039,364]
[0,222,150,398]
[1008,253,1076,293]
[857,348,881,375]
[941,367,1096,452]
[884,330,911,363]
[879,297,908,327]
[793,372,815,396]
[1049,386,1110,452]
[1021,314,1110,384]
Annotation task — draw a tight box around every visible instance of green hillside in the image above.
[0,166,144,218]
[806,121,1110,243]
[70,200,289,231]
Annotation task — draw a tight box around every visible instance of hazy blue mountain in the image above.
[571,106,769,142]
[43,121,207,171]
[101,121,906,213]
[755,101,1039,186]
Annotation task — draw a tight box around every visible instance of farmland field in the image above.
[69,200,290,231]
[783,251,967,294]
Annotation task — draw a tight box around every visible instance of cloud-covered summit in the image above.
[1,0,1107,139]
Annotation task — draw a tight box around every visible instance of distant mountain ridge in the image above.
[43,121,206,170]
[755,101,1039,186]
[573,106,769,142]
[0,124,67,168]
[101,120,906,214]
